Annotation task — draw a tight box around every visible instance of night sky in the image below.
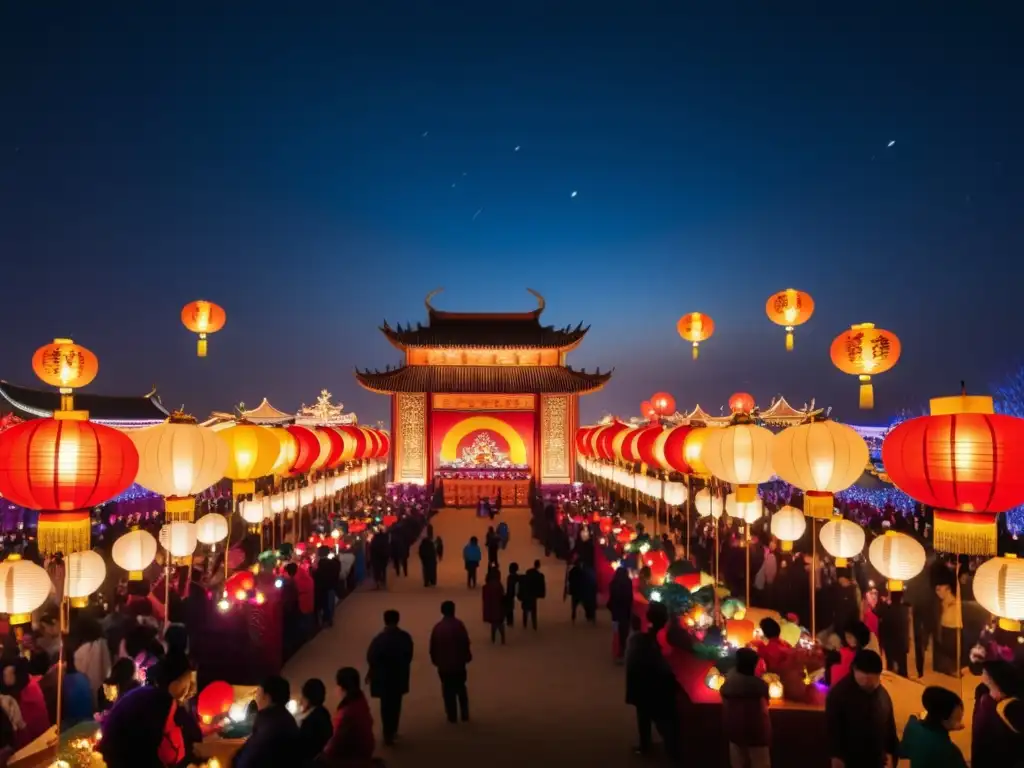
[2,3,1021,427]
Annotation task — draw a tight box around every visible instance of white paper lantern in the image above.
[663,482,688,506]
[726,493,763,524]
[270,494,285,516]
[974,556,1024,631]
[868,531,926,591]
[300,487,314,507]
[701,423,775,502]
[112,529,158,580]
[159,522,199,558]
[130,419,230,500]
[240,498,265,525]
[65,550,107,606]
[0,556,52,624]
[771,506,806,551]
[772,421,869,519]
[819,519,865,566]
[695,488,724,519]
[196,513,229,545]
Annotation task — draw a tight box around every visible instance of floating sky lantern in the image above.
[772,419,868,519]
[650,392,676,417]
[830,322,901,409]
[181,300,226,357]
[882,388,1024,556]
[728,392,755,415]
[766,289,814,351]
[31,338,98,411]
[677,312,715,360]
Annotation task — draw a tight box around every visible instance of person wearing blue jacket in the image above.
[463,537,482,588]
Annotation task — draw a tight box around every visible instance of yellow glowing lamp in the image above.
[705,667,725,691]
[701,417,775,503]
[220,422,281,495]
[973,554,1024,632]
[868,530,925,591]
[32,338,99,412]
[772,419,868,519]
[762,673,784,700]
[268,427,299,476]
[181,300,227,357]
[682,427,712,477]
[771,506,806,552]
[830,323,901,409]
[766,289,814,351]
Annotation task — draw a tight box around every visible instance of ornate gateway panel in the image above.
[396,393,427,485]
[540,394,571,486]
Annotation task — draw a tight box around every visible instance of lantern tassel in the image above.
[692,343,699,361]
[785,328,794,351]
[165,496,197,523]
[804,491,834,520]
[858,375,874,409]
[933,511,997,556]
[37,512,91,558]
[197,333,208,358]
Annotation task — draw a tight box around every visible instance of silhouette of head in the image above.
[383,609,400,627]
[441,600,456,618]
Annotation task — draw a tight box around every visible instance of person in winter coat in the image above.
[296,678,333,765]
[429,601,472,723]
[313,549,342,628]
[608,566,635,660]
[720,647,771,768]
[418,534,438,587]
[482,568,506,644]
[625,602,680,760]
[365,609,413,746]
[0,657,48,748]
[877,591,910,676]
[463,537,482,588]
[485,527,500,569]
[320,667,375,763]
[505,563,521,627]
[234,676,300,768]
[828,620,872,686]
[497,521,509,549]
[566,560,584,623]
[971,660,1024,768]
[519,560,546,630]
[369,530,390,589]
[899,686,967,768]
[825,650,899,768]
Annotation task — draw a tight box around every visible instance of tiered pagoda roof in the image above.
[355,365,611,395]
[380,288,589,351]
[0,380,169,425]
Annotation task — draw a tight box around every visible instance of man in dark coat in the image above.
[625,602,680,760]
[429,600,472,723]
[418,533,438,587]
[825,650,899,768]
[504,562,521,627]
[519,560,547,630]
[905,566,938,678]
[365,609,414,745]
[878,591,910,676]
[369,529,390,589]
[233,676,299,768]
[312,548,341,628]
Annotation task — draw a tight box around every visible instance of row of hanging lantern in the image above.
[676,289,903,410]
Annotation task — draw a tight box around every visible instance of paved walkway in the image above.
[284,508,667,767]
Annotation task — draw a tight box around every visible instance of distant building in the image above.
[0,380,169,429]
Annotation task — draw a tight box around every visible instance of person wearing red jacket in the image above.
[429,600,472,723]
[754,618,793,675]
[321,667,375,763]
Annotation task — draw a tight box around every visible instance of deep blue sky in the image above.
[1,3,1021,427]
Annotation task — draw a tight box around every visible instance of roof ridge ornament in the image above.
[425,288,444,315]
[527,288,546,314]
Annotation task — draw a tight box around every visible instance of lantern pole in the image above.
[810,518,817,637]
[632,469,639,525]
[683,475,691,561]
[746,522,751,608]
[55,594,70,744]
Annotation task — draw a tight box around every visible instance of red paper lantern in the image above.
[197,681,235,723]
[616,528,634,545]
[729,392,755,415]
[359,427,382,460]
[284,426,320,476]
[621,424,664,466]
[596,421,631,461]
[374,430,391,459]
[882,391,1024,555]
[316,427,346,470]
[348,520,367,534]
[644,550,670,584]
[650,392,676,417]
[640,400,657,421]
[382,514,398,528]
[225,570,255,594]
[599,517,614,535]
[674,572,701,591]
[652,424,694,474]
[337,426,369,462]
[575,426,596,458]
[0,416,139,556]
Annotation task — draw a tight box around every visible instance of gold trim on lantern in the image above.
[70,596,88,609]
[53,409,89,422]
[165,496,196,523]
[858,375,873,410]
[780,540,793,552]
[232,480,256,495]
[998,617,1022,632]
[8,613,31,626]
[735,485,757,503]
[804,491,835,520]
[933,513,998,557]
[929,394,994,416]
[128,570,143,581]
[835,557,848,567]
[887,579,904,592]
[38,513,91,557]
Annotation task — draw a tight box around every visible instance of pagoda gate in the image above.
[356,289,610,506]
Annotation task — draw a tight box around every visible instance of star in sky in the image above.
[571,190,578,198]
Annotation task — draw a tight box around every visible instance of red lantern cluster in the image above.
[197,681,235,724]
[650,392,676,417]
[284,426,320,476]
[644,550,670,584]
[575,426,596,458]
[595,421,632,461]
[653,424,693,474]
[641,400,658,421]
[0,418,138,511]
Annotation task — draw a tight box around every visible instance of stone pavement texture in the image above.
[284,508,671,767]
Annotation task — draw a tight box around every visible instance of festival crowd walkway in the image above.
[284,508,669,766]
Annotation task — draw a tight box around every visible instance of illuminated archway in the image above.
[439,416,529,465]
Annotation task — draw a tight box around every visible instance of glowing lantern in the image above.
[220,423,281,495]
[974,555,1024,631]
[268,427,299,476]
[0,416,139,556]
[112,528,158,580]
[159,522,199,559]
[830,323,901,409]
[0,555,52,625]
[701,418,775,502]
[65,550,106,608]
[358,427,382,461]
[336,426,369,465]
[729,392,755,415]
[651,392,676,417]
[598,518,614,536]
[726,493,763,524]
[762,673,784,700]
[883,390,1024,556]
[868,531,925,591]
[575,426,597,458]
[131,413,229,522]
[284,426,321,477]
[644,550,670,583]
[621,424,663,467]
[779,621,802,647]
[376,429,392,460]
[819,519,865,566]
[225,570,255,595]
[674,572,701,591]
[32,338,99,411]
[240,498,265,526]
[772,420,869,519]
[596,421,632,462]
[682,428,712,477]
[616,529,634,545]
[725,618,755,647]
[663,482,687,506]
[694,488,724,519]
[705,667,725,691]
[181,300,226,357]
[198,681,236,725]
[640,401,657,421]
[766,289,815,351]
[771,506,806,551]
[653,425,694,475]
[610,425,637,463]
[677,312,715,360]
[196,513,229,545]
[308,428,336,472]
